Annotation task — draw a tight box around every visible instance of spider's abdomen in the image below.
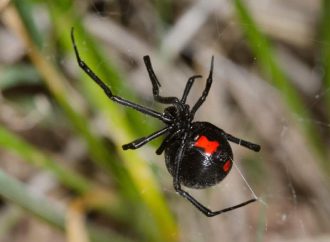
[165,122,233,189]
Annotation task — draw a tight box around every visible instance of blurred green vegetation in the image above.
[1,1,177,241]
[0,0,329,242]
[321,0,330,119]
[234,0,327,166]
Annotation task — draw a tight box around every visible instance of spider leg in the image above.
[225,133,261,152]
[173,132,256,217]
[175,184,256,217]
[143,56,180,104]
[71,28,171,123]
[190,56,214,117]
[180,75,202,104]
[155,129,182,155]
[122,126,170,150]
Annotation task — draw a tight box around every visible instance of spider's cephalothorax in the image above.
[71,28,261,217]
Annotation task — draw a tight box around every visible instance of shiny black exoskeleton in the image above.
[165,122,233,189]
[71,28,261,217]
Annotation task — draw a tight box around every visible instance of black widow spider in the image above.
[71,28,261,217]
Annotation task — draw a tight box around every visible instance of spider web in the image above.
[231,159,258,201]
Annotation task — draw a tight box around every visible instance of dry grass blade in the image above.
[67,199,89,242]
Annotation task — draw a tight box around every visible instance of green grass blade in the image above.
[233,0,326,164]
[0,170,64,228]
[0,125,126,219]
[0,170,135,242]
[12,0,43,48]
[0,64,40,89]
[0,125,91,193]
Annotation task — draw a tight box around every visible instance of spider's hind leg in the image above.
[172,131,256,217]
[155,129,182,155]
[225,133,261,152]
[175,183,257,217]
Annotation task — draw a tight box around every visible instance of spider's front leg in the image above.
[122,127,170,150]
[71,29,171,123]
[143,56,180,104]
[181,75,202,104]
[190,56,214,117]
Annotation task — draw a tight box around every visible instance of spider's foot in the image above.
[247,143,261,152]
[155,148,163,155]
[122,138,145,150]
[122,143,134,150]
[254,144,261,152]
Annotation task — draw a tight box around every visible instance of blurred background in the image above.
[0,0,329,241]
